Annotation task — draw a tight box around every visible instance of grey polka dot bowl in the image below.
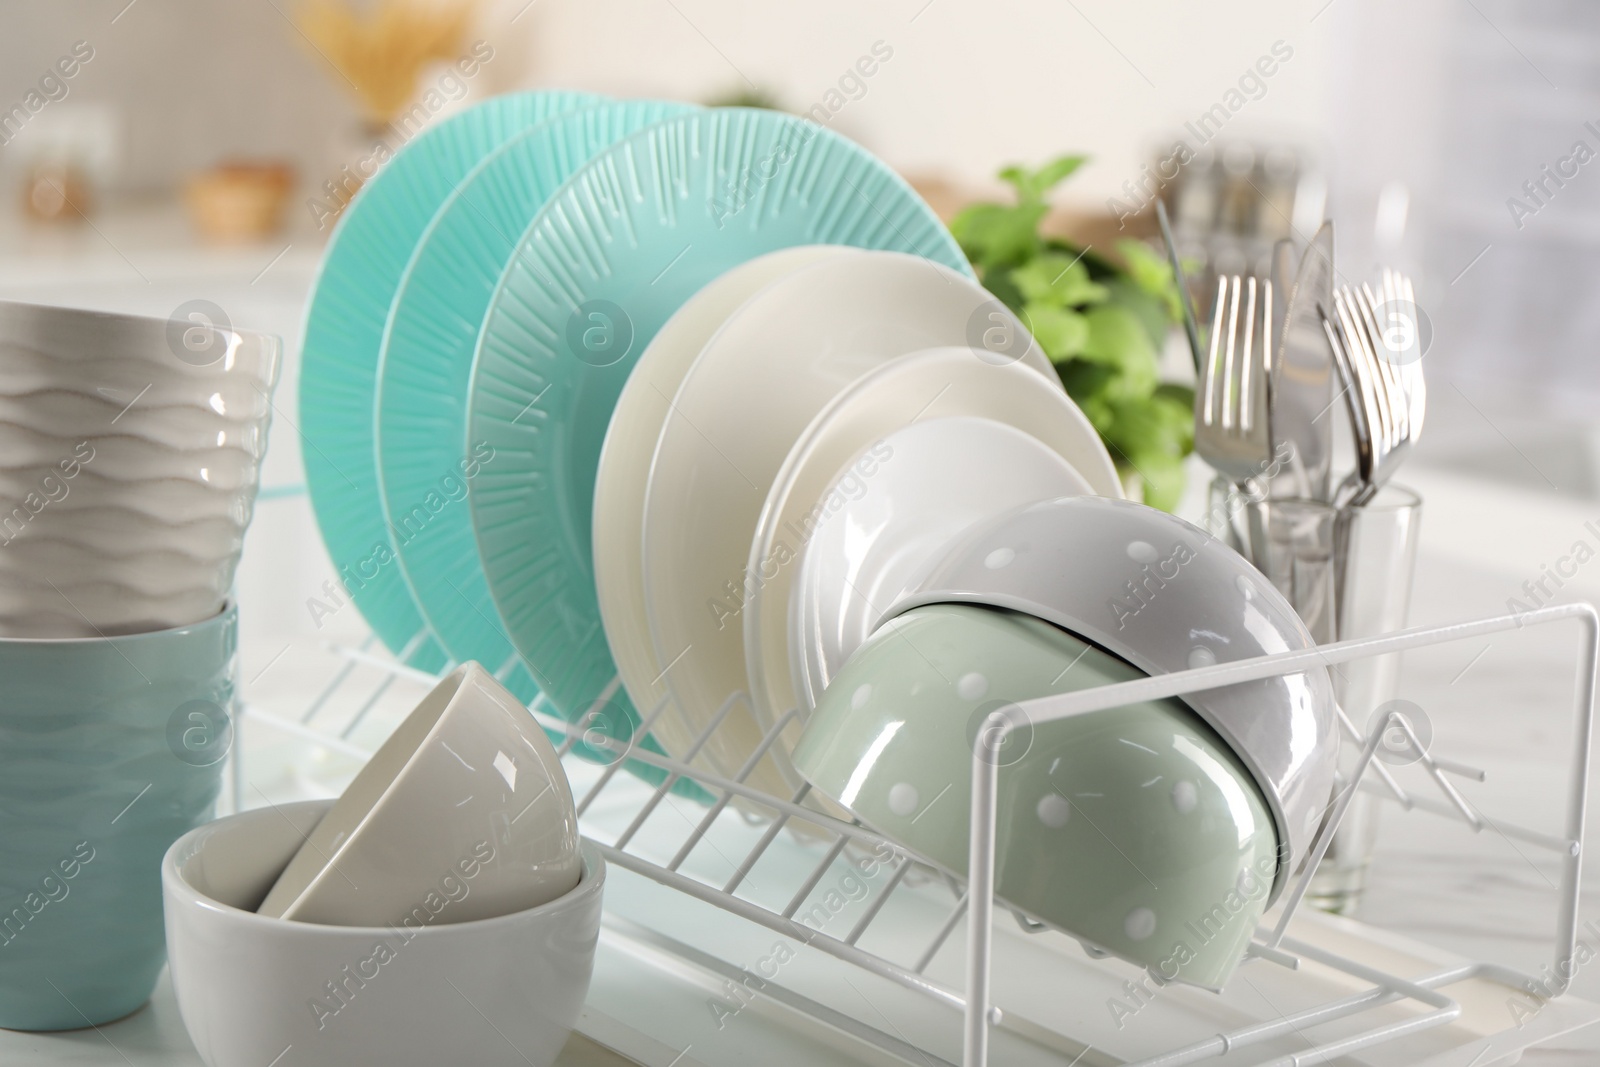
[883,495,1338,901]
[791,602,1280,989]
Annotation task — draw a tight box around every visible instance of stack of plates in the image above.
[299,90,1122,798]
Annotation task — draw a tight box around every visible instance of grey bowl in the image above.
[882,495,1338,901]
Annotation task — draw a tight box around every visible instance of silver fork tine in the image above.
[1321,302,1370,486]
[1333,288,1384,479]
[1203,275,1228,428]
[1340,286,1388,457]
[1360,284,1405,451]
[1221,276,1242,430]
[1239,277,1258,433]
[1354,284,1401,446]
[1252,278,1272,441]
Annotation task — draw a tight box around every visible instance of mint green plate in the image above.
[377,99,692,701]
[466,107,971,747]
[300,90,600,671]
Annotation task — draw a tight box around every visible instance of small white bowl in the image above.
[164,800,603,1067]
[257,663,581,925]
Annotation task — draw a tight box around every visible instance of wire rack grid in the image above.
[233,600,1599,1067]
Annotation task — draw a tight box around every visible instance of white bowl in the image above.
[257,663,581,925]
[0,300,280,637]
[164,800,603,1067]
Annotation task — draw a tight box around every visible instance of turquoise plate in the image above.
[300,90,600,671]
[377,99,693,702]
[466,107,972,746]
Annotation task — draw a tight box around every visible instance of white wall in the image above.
[499,0,1334,207]
[0,0,1338,210]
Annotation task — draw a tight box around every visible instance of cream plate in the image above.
[748,344,1116,722]
[639,251,1057,797]
[593,246,855,765]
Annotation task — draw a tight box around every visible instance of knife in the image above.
[1271,221,1336,501]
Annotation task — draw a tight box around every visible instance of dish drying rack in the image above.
[233,601,1600,1067]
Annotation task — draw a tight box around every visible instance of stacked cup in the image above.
[0,300,279,1030]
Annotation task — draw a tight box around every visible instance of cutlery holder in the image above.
[1238,487,1423,913]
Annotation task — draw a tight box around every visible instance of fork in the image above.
[1195,273,1274,560]
[1320,270,1426,508]
[1196,273,1274,483]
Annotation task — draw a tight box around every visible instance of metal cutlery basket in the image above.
[234,599,1599,1067]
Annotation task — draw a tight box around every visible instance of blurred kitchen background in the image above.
[2,0,1596,631]
[0,0,1589,620]
[6,0,1600,1021]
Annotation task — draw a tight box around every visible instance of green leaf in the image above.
[1011,253,1108,309]
[1101,390,1195,512]
[1101,276,1171,353]
[955,155,1193,511]
[1132,452,1187,511]
[950,201,1047,273]
[1032,155,1088,195]
[1054,360,1117,432]
[1000,155,1089,203]
[981,269,1025,316]
[997,165,1039,203]
[1022,302,1089,361]
[1116,238,1183,323]
[1081,305,1158,372]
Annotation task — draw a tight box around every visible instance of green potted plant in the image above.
[951,156,1194,510]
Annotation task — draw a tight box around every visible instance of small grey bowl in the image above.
[883,495,1338,901]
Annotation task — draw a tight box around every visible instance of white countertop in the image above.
[3,211,1600,1064]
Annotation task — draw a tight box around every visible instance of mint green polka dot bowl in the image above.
[791,603,1279,990]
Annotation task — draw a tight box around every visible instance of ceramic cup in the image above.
[0,604,236,1030]
[165,800,604,1067]
[0,300,280,637]
[258,663,581,926]
[794,602,1279,990]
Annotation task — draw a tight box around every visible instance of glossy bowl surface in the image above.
[793,603,1279,989]
[165,800,603,1067]
[258,663,580,925]
[771,342,1118,719]
[885,495,1338,896]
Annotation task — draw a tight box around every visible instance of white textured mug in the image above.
[0,300,280,636]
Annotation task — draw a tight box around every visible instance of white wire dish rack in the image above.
[234,601,1600,1067]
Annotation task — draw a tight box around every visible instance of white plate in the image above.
[638,251,1057,795]
[593,246,855,763]
[790,414,1107,714]
[747,345,1117,724]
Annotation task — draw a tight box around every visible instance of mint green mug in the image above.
[0,604,235,1030]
